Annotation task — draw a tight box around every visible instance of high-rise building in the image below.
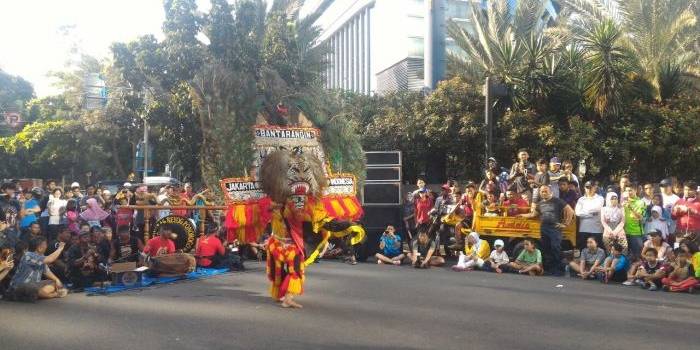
[301,0,557,95]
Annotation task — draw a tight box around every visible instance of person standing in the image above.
[575,181,605,249]
[660,179,680,237]
[0,182,22,245]
[623,183,647,260]
[640,183,655,206]
[672,181,700,245]
[46,188,67,242]
[414,189,433,232]
[520,185,575,275]
[547,157,563,198]
[509,148,536,195]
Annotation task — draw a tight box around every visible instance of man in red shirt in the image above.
[143,226,176,257]
[195,224,226,268]
[503,189,530,216]
[414,189,434,231]
[672,181,700,243]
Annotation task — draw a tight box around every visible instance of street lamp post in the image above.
[483,77,507,168]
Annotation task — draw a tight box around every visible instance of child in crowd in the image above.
[569,237,605,280]
[644,206,669,240]
[509,239,543,276]
[662,249,698,293]
[598,243,629,283]
[642,230,670,261]
[452,232,490,271]
[375,225,404,266]
[625,248,670,290]
[482,192,501,217]
[485,239,510,273]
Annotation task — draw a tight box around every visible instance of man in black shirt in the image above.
[509,149,536,194]
[111,226,144,263]
[0,182,21,247]
[520,185,575,275]
[408,231,445,268]
[46,228,72,282]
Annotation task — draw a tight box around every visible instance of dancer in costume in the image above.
[226,147,365,308]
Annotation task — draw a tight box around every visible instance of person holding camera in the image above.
[66,231,104,290]
[408,230,444,268]
[375,225,404,265]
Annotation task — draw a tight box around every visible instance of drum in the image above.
[150,215,197,252]
[148,253,196,277]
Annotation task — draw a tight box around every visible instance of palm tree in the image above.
[447,0,564,107]
[563,0,700,102]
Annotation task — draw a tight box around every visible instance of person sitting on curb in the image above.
[568,237,605,279]
[484,239,510,273]
[452,231,490,271]
[625,248,670,290]
[598,243,629,283]
[408,230,445,268]
[509,239,543,276]
[6,237,68,301]
[375,225,404,266]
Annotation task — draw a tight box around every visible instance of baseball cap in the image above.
[648,229,662,237]
[494,239,505,247]
[70,182,80,188]
[550,157,561,165]
[651,205,662,214]
[659,179,672,187]
[487,157,497,163]
[123,182,133,188]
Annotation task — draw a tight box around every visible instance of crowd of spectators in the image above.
[0,180,235,302]
[389,149,700,294]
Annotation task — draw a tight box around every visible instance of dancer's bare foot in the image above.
[281,295,303,309]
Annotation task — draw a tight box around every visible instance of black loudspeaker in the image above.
[366,167,401,181]
[357,206,402,261]
[365,151,401,167]
[361,182,401,205]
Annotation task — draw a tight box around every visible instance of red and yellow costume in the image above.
[225,189,364,300]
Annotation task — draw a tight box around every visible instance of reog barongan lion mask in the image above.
[260,147,327,209]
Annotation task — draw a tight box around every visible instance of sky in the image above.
[0,0,212,97]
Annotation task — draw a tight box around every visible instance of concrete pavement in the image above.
[1,260,699,350]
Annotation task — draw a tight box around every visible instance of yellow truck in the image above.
[468,194,577,253]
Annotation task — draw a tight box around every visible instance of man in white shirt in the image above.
[575,181,605,249]
[660,179,680,236]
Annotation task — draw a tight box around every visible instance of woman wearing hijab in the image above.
[79,198,110,228]
[601,192,627,253]
[451,231,490,271]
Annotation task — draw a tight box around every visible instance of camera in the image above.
[413,256,425,268]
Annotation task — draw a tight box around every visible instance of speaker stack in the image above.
[358,151,403,260]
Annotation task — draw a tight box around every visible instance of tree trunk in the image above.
[111,137,127,178]
[424,148,447,184]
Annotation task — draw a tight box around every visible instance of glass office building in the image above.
[301,0,557,95]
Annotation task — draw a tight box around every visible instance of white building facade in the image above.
[301,0,557,95]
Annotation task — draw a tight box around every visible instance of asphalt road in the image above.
[1,260,699,350]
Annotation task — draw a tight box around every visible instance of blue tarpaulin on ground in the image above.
[85,267,230,296]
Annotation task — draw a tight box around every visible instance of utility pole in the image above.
[142,90,151,180]
[483,76,507,168]
[483,76,493,168]
[143,120,149,180]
